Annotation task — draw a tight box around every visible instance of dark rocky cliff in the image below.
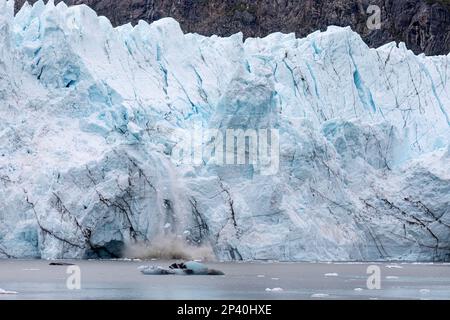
[15,0,450,55]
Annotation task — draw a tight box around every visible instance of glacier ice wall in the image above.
[0,0,450,261]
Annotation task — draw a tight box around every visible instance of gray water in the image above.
[1,260,450,300]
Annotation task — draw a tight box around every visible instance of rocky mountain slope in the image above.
[14,0,450,56]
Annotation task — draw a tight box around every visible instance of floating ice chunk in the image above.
[140,266,175,275]
[385,276,399,280]
[140,261,224,275]
[311,293,329,298]
[420,289,430,295]
[184,261,208,274]
[49,262,75,266]
[257,275,265,278]
[265,287,283,292]
[354,288,364,291]
[385,265,403,269]
[0,288,18,295]
[22,268,40,271]
[324,273,339,277]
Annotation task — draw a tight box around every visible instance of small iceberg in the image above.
[385,264,403,269]
[324,273,339,277]
[420,289,431,295]
[0,288,18,295]
[265,287,283,292]
[49,262,75,266]
[140,261,224,276]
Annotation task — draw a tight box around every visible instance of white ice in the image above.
[0,0,449,262]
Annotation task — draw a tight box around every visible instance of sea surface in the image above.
[1,260,450,300]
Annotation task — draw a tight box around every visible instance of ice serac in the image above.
[0,1,449,261]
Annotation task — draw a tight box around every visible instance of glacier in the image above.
[0,0,450,261]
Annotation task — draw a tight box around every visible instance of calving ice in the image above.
[0,0,449,262]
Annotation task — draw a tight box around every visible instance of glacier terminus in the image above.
[0,0,450,262]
